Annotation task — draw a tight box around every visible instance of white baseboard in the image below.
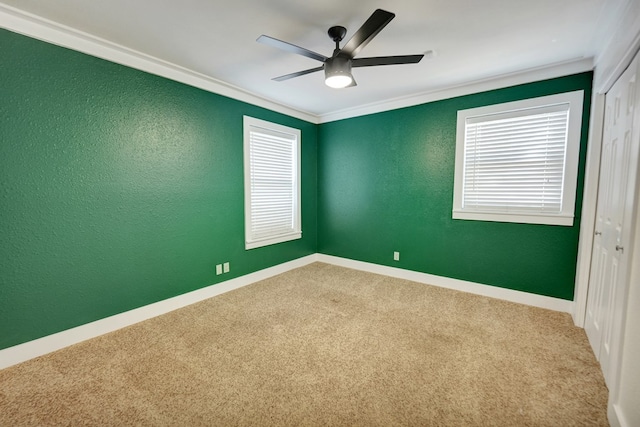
[317,254,574,313]
[1,252,574,370]
[0,254,318,370]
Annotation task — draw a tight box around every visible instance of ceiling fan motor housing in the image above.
[324,55,353,88]
[325,56,351,75]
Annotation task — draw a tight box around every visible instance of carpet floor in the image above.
[0,262,609,426]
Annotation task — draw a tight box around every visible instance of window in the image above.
[244,116,301,249]
[453,90,584,226]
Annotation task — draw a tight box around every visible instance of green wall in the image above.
[0,29,317,350]
[318,73,592,300]
[0,27,593,351]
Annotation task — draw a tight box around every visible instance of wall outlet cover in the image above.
[216,264,223,275]
[223,262,230,273]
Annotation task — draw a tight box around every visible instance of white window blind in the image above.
[244,116,301,249]
[463,104,569,213]
[453,90,584,226]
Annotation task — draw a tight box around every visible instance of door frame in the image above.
[573,91,605,328]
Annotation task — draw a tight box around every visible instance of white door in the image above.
[585,54,640,387]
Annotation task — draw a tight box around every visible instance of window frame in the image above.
[452,90,584,226]
[243,116,301,250]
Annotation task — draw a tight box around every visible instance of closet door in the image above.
[585,54,640,387]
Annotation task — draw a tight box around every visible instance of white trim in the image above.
[452,90,584,227]
[572,92,605,327]
[0,254,318,370]
[0,3,594,125]
[597,30,640,94]
[243,116,302,250]
[317,254,573,313]
[593,0,640,93]
[245,233,302,250]
[319,58,594,123]
[0,4,318,124]
[452,211,574,226]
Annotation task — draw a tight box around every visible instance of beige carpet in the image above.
[0,262,608,426]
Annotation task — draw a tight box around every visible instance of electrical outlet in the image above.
[393,251,400,261]
[223,262,230,273]
[216,264,223,275]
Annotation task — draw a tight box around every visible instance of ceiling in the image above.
[0,0,628,121]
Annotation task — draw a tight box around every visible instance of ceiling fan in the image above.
[257,9,424,89]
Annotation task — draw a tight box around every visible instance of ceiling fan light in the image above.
[325,56,353,88]
[325,74,353,88]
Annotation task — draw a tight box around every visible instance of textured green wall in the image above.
[0,26,593,351]
[318,73,592,300]
[0,29,317,350]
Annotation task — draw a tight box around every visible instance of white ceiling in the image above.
[0,0,628,121]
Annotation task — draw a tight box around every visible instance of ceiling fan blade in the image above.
[272,66,324,82]
[340,9,395,58]
[257,35,328,63]
[352,54,424,67]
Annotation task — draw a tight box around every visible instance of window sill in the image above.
[245,232,302,250]
[452,210,574,226]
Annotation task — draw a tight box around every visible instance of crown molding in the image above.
[0,4,320,124]
[592,0,640,93]
[318,57,594,123]
[1,3,596,125]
